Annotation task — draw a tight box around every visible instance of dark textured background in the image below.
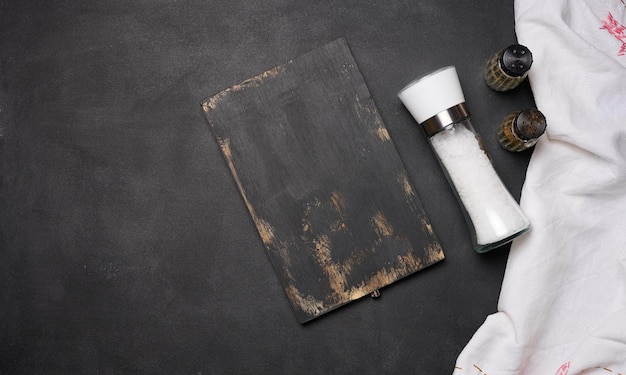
[1,1,536,373]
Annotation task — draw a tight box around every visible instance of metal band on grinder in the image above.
[421,103,470,137]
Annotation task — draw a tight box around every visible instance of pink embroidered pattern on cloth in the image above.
[600,12,626,56]
[555,361,571,375]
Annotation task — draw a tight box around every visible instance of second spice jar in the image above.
[497,109,547,152]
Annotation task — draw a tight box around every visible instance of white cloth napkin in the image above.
[453,0,626,373]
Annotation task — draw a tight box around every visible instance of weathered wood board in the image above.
[202,38,444,323]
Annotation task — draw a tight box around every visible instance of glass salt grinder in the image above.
[497,108,547,152]
[398,66,530,253]
[484,44,533,92]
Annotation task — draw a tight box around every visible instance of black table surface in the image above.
[2,1,537,373]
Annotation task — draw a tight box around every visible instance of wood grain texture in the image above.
[203,38,444,323]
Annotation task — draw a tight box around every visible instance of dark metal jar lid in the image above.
[500,44,533,77]
[514,108,547,140]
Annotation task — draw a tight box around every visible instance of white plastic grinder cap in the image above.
[398,66,466,124]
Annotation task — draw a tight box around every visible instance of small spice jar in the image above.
[399,66,530,253]
[497,109,547,152]
[484,44,533,92]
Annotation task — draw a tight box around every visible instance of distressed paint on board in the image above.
[203,38,444,323]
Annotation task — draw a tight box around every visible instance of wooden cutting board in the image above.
[203,38,444,323]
